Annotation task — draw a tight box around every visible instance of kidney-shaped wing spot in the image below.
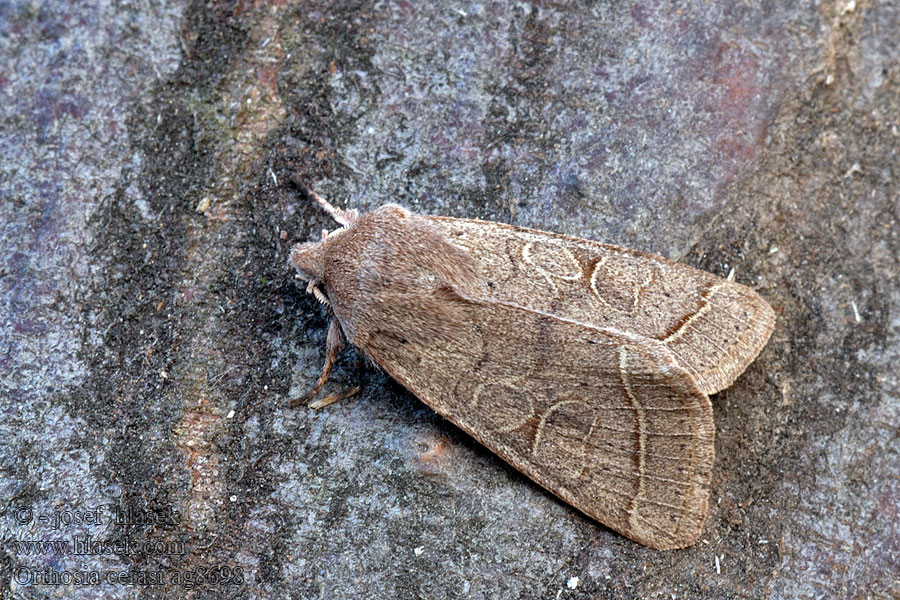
[467,378,536,434]
[589,254,658,315]
[532,399,596,481]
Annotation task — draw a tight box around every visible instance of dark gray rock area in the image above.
[1,1,897,598]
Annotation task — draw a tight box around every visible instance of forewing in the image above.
[364,299,714,550]
[429,217,775,395]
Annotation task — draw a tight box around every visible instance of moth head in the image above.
[290,241,325,283]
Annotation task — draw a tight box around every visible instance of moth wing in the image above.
[429,217,775,395]
[364,299,714,550]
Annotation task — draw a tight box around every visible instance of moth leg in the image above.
[308,386,360,410]
[290,319,354,409]
[314,318,345,394]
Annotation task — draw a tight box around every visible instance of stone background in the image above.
[1,1,897,599]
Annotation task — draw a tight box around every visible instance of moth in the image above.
[289,183,774,550]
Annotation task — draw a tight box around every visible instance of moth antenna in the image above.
[290,175,356,228]
[307,187,351,227]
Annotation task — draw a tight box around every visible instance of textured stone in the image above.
[1,1,898,598]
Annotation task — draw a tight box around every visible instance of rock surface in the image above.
[1,1,897,598]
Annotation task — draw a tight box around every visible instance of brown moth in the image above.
[289,184,774,550]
